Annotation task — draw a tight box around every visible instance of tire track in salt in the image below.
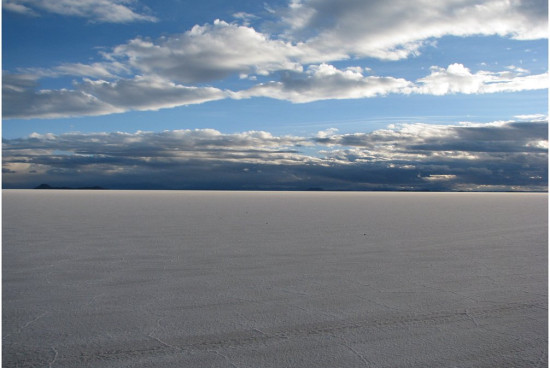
[34,301,545,366]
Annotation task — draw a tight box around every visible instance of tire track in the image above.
[24,301,544,366]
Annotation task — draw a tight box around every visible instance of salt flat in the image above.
[2,190,547,367]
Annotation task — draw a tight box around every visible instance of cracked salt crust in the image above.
[2,190,547,367]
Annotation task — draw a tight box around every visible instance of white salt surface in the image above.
[2,190,547,367]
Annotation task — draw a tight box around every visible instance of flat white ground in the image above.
[2,191,547,367]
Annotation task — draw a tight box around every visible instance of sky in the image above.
[2,0,548,190]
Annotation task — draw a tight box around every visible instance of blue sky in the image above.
[2,0,548,190]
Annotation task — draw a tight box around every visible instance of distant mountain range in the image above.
[34,184,106,190]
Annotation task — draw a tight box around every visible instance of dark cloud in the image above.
[405,122,548,153]
[3,122,547,191]
[313,121,548,153]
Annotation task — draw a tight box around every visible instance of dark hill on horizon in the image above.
[34,184,106,190]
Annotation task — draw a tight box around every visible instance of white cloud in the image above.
[109,20,303,83]
[424,174,458,181]
[22,61,131,79]
[5,62,547,119]
[3,0,157,23]
[2,74,227,119]
[2,0,548,119]
[232,11,259,26]
[235,63,413,102]
[316,128,339,139]
[284,0,548,61]
[413,63,548,95]
[506,65,530,74]
[514,114,548,121]
[235,63,547,103]
[2,1,38,16]
[79,75,227,111]
[2,73,119,119]
[14,0,546,83]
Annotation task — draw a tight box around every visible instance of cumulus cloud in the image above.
[283,0,548,61]
[108,20,303,84]
[235,63,413,102]
[3,0,157,23]
[3,121,547,191]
